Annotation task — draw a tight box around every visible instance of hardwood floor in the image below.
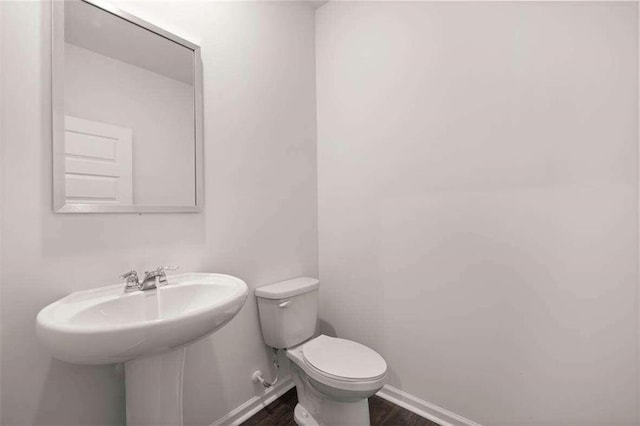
[241,388,440,426]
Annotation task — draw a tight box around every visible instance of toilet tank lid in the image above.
[255,277,319,299]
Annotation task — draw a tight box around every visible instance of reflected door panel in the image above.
[64,116,133,205]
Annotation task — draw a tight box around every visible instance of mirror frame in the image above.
[52,0,204,213]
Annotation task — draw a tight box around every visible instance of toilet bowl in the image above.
[287,335,387,425]
[255,277,388,425]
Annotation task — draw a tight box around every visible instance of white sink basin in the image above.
[37,273,248,365]
[36,272,249,426]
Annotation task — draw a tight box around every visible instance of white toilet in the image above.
[255,277,388,426]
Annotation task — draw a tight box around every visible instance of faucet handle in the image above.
[142,266,178,288]
[121,270,141,292]
[121,270,138,280]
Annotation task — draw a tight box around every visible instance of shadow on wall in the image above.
[34,359,125,426]
[253,310,293,390]
[318,318,337,338]
[182,338,229,425]
[182,316,293,425]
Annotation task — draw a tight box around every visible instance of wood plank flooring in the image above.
[241,387,440,426]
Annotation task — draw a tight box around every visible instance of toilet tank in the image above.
[255,277,319,349]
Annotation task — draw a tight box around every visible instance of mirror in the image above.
[52,0,203,213]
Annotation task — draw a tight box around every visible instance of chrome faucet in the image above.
[141,266,179,290]
[121,270,140,293]
[121,266,179,292]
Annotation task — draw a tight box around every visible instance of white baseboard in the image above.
[210,377,479,426]
[376,384,482,426]
[210,376,295,426]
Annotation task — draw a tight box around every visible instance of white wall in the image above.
[316,2,638,425]
[65,42,195,206]
[0,1,317,425]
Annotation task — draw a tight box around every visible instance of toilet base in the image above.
[294,403,319,426]
[293,399,371,426]
[291,360,371,425]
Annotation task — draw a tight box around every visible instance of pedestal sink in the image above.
[36,273,249,425]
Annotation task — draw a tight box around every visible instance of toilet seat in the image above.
[302,335,387,382]
[287,335,388,404]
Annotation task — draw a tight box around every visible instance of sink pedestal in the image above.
[125,347,187,426]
